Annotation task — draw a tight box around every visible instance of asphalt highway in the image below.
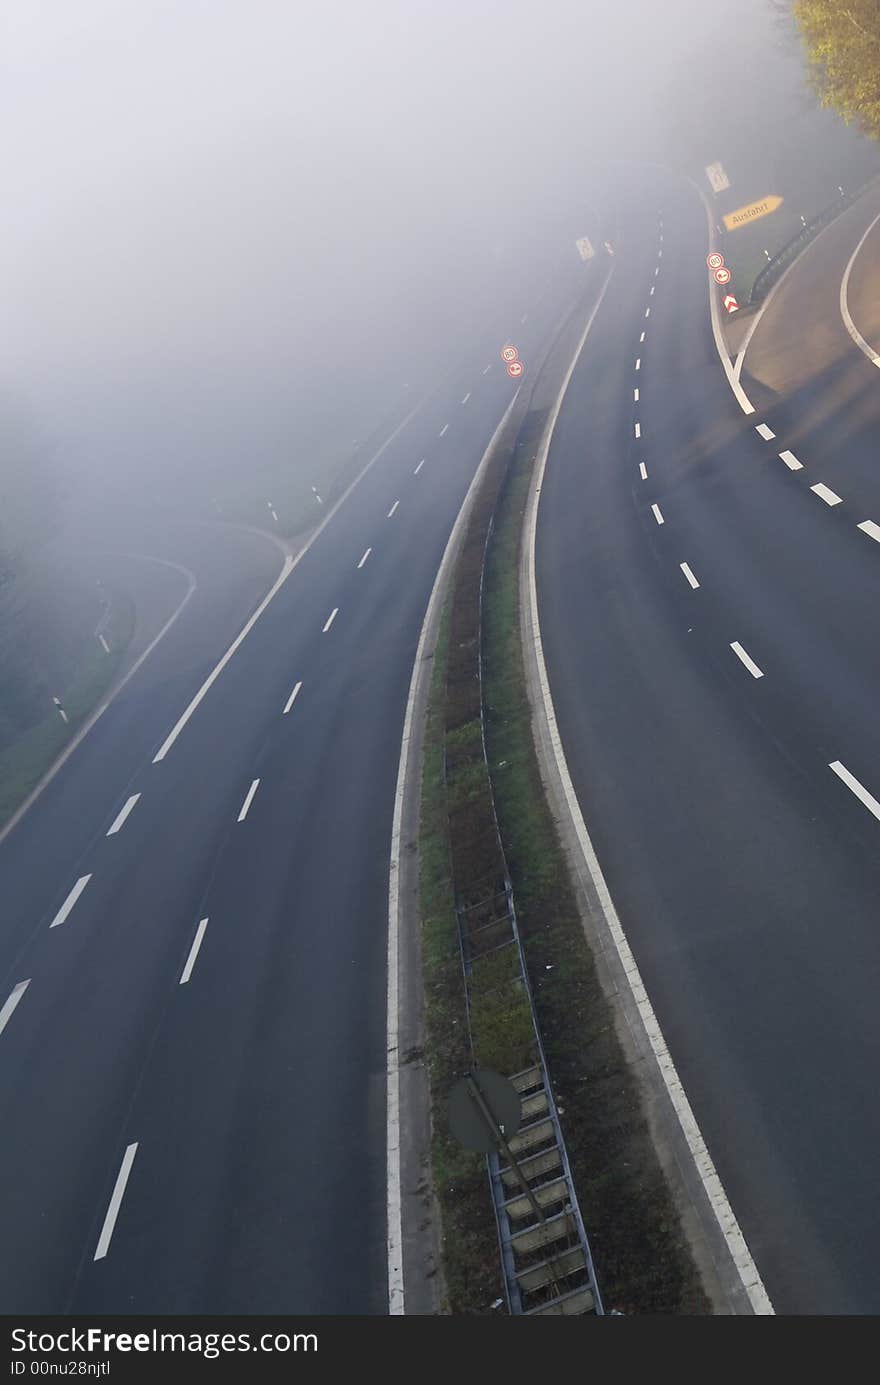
[536,168,880,1313]
[0,252,588,1313]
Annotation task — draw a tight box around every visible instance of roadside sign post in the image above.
[705,162,731,194]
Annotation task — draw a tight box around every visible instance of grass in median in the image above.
[417,601,504,1315]
[0,590,135,828]
[480,434,711,1315]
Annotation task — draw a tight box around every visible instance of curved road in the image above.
[536,167,880,1314]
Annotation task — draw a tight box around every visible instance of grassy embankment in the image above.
[417,390,711,1314]
[0,589,135,827]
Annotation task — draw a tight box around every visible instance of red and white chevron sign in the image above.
[723,294,739,314]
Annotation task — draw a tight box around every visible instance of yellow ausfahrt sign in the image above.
[723,196,784,231]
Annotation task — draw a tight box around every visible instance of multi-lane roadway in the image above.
[535,168,880,1314]
[0,253,587,1313]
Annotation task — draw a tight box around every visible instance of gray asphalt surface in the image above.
[0,256,589,1313]
[536,168,880,1314]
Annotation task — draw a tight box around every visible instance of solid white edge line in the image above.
[680,562,700,589]
[50,874,92,929]
[322,608,338,633]
[237,779,260,822]
[684,174,756,414]
[179,918,209,985]
[386,382,525,1315]
[94,1143,138,1261]
[282,680,303,714]
[829,760,880,822]
[524,267,773,1316]
[840,207,880,365]
[651,503,664,525]
[857,519,880,542]
[151,392,430,763]
[0,980,30,1037]
[810,482,843,506]
[730,641,764,679]
[106,793,140,836]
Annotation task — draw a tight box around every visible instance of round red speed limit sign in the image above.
[714,266,732,285]
[707,252,724,270]
[501,345,519,364]
[507,360,524,378]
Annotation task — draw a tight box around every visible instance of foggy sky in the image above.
[1,1,800,511]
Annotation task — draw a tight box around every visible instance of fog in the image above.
[0,0,815,524]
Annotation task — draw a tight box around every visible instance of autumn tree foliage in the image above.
[794,1,880,139]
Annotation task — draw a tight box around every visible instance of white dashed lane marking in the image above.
[730,642,764,679]
[387,500,400,518]
[461,392,471,404]
[779,451,803,471]
[282,681,302,714]
[322,608,338,633]
[756,423,775,440]
[858,520,880,543]
[357,547,372,568]
[179,919,209,985]
[94,1143,138,1261]
[438,424,448,438]
[106,795,140,837]
[639,462,648,480]
[635,422,641,439]
[680,562,700,589]
[50,875,92,929]
[811,483,843,506]
[829,760,880,823]
[414,459,425,475]
[237,779,260,822]
[651,503,664,526]
[0,980,30,1038]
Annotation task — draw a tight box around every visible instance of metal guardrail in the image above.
[442,400,603,1316]
[749,174,880,305]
